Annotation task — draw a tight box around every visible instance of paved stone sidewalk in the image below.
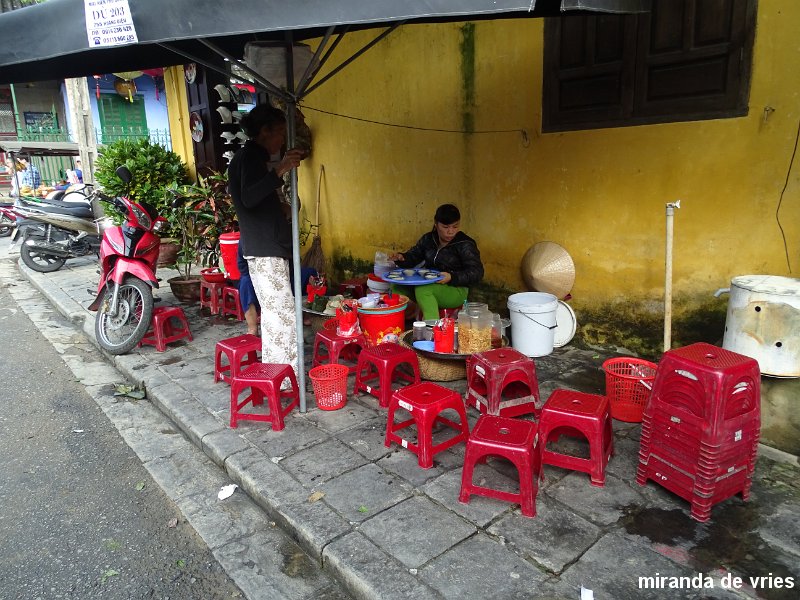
[10,253,800,600]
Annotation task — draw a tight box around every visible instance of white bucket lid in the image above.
[553,300,577,347]
[507,292,558,313]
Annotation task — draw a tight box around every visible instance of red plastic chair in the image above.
[138,305,192,352]
[312,328,368,374]
[465,347,540,418]
[214,333,261,383]
[538,389,614,487]
[199,280,225,315]
[459,415,541,517]
[384,381,469,468]
[229,363,299,430]
[221,285,245,321]
[354,342,420,408]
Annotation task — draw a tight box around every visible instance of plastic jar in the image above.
[413,321,428,342]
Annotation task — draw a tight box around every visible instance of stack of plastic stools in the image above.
[312,328,368,374]
[214,333,261,383]
[465,347,541,418]
[221,285,245,321]
[538,390,614,486]
[138,305,193,352]
[229,363,299,430]
[200,280,225,315]
[636,342,761,522]
[355,342,421,408]
[384,381,469,468]
[459,415,541,517]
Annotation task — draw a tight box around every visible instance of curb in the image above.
[16,259,443,600]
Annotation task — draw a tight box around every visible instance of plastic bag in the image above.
[336,299,361,337]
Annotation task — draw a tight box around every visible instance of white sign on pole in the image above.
[84,0,138,48]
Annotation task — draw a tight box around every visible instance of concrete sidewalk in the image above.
[12,253,800,600]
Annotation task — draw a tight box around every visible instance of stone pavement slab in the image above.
[358,495,477,568]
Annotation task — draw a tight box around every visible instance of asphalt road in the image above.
[0,281,244,599]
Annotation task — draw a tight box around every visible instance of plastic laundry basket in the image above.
[308,364,349,410]
[602,357,658,422]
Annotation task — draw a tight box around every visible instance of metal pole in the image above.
[664,200,681,352]
[284,33,307,413]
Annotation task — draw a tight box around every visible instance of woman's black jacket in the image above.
[396,230,484,288]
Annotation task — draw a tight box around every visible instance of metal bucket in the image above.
[717,275,800,378]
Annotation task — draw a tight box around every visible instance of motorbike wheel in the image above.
[0,213,13,237]
[19,236,68,272]
[95,277,154,355]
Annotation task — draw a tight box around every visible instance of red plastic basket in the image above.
[308,364,349,410]
[602,357,658,422]
[323,317,339,331]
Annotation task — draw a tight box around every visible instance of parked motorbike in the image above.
[0,201,18,237]
[12,192,107,272]
[88,166,168,355]
[45,182,95,203]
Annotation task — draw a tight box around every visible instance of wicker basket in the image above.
[399,331,466,382]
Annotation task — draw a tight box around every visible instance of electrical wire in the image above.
[299,103,529,140]
[776,117,799,273]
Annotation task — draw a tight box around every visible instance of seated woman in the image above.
[389,203,483,321]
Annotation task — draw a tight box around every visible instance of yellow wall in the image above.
[163,66,196,181]
[297,0,799,315]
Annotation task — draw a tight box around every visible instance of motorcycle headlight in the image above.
[130,204,152,230]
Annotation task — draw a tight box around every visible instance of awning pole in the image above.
[303,23,403,97]
[295,26,335,97]
[284,33,307,413]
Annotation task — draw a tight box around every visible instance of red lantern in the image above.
[93,75,101,99]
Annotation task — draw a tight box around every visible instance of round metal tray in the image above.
[400,330,508,360]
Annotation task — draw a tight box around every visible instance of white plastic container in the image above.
[507,292,558,357]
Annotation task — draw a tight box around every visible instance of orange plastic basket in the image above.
[602,357,658,422]
[308,364,349,411]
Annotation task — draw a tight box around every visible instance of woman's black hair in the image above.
[240,105,286,139]
[434,204,461,225]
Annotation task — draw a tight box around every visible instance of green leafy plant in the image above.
[94,138,190,232]
[167,170,238,277]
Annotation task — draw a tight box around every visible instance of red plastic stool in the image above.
[538,389,614,487]
[355,342,421,408]
[459,415,541,517]
[214,333,261,383]
[221,285,245,320]
[312,328,368,374]
[229,363,299,430]
[138,305,192,352]
[200,280,225,315]
[465,348,541,418]
[384,381,469,468]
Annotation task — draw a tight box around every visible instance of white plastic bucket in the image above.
[507,292,558,357]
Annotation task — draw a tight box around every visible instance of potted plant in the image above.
[166,171,238,302]
[93,138,191,266]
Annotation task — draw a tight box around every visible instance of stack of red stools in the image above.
[636,342,761,522]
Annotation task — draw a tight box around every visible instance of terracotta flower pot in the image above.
[157,241,180,268]
[167,276,201,304]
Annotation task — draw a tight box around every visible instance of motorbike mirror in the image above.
[115,166,132,185]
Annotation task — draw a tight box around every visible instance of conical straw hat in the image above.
[521,241,575,299]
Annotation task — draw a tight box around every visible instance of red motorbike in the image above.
[0,201,18,237]
[88,166,168,355]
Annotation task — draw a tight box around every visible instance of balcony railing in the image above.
[8,126,173,185]
[17,126,172,150]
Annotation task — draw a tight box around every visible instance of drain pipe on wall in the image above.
[664,200,681,352]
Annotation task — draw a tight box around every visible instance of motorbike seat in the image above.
[17,198,93,218]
